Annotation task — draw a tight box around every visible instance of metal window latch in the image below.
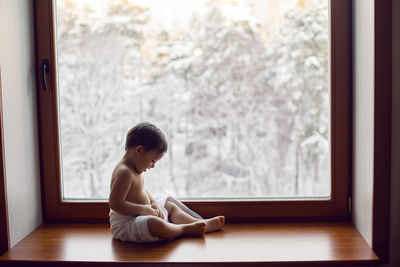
[41,59,49,91]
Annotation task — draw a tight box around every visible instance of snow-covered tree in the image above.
[57,0,149,198]
[184,0,275,196]
[56,0,330,199]
[265,0,329,195]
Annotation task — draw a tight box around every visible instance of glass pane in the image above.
[56,0,330,200]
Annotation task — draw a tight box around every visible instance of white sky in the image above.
[59,0,298,30]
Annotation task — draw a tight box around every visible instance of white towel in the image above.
[109,196,202,243]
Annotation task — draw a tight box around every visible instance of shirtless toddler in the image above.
[109,122,225,242]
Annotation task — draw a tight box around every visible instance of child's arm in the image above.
[109,170,158,217]
[146,190,164,219]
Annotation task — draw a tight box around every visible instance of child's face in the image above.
[135,147,164,174]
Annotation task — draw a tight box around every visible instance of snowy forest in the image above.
[56,0,330,199]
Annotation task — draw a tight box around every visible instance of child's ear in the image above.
[135,145,144,155]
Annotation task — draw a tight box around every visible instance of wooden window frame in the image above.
[33,0,352,222]
[372,0,391,263]
[0,66,10,256]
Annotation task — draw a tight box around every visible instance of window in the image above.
[34,0,351,220]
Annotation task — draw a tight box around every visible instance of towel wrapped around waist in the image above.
[109,196,202,243]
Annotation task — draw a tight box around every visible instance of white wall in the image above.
[352,0,374,247]
[0,0,42,247]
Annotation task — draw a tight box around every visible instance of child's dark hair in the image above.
[125,122,168,153]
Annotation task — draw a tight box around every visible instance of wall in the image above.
[352,0,374,247]
[0,0,42,247]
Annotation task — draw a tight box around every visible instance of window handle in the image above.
[41,59,49,91]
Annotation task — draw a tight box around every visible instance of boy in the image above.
[109,122,225,243]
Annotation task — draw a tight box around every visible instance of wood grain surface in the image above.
[0,222,378,266]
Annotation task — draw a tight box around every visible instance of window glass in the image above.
[56,0,330,200]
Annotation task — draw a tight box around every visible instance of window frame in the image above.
[33,0,352,222]
[0,66,10,255]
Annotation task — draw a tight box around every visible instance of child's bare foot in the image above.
[205,216,225,233]
[182,221,206,237]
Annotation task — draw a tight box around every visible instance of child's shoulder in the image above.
[111,162,138,184]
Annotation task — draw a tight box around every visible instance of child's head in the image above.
[125,122,167,174]
[125,122,168,153]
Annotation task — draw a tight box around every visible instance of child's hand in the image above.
[142,205,159,217]
[151,203,165,220]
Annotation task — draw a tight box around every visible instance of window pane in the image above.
[56,0,330,200]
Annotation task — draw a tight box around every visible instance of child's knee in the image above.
[165,200,177,213]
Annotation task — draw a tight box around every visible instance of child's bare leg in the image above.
[165,201,225,232]
[147,216,206,240]
[165,201,199,224]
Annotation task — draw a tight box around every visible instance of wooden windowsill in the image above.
[0,221,378,266]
